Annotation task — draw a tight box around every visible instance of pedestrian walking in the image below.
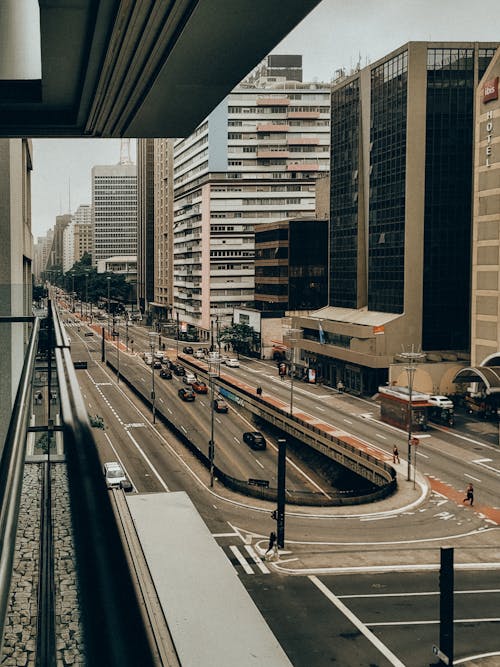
[463,483,474,506]
[392,445,400,464]
[256,385,262,397]
[265,531,277,555]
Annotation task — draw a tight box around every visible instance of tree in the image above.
[219,323,258,355]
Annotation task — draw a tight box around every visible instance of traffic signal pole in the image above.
[276,438,286,548]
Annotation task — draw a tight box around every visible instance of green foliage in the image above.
[219,323,259,354]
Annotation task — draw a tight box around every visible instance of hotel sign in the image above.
[482,78,498,167]
[483,77,499,103]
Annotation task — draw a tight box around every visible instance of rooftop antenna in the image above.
[119,138,132,165]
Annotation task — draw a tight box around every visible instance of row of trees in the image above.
[41,253,133,308]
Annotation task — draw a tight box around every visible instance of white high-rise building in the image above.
[91,163,137,269]
[171,56,330,337]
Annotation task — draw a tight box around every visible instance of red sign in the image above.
[483,77,499,103]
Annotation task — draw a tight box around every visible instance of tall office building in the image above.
[137,139,155,312]
[91,162,137,270]
[294,42,498,395]
[62,206,92,273]
[171,56,330,339]
[471,49,500,366]
[0,139,33,449]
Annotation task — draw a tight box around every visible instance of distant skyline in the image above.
[31,0,500,237]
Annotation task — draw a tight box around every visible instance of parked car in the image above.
[160,368,172,379]
[213,398,228,413]
[194,349,205,359]
[191,380,208,394]
[172,364,186,376]
[84,331,94,337]
[243,431,266,450]
[103,461,127,489]
[183,371,197,384]
[178,387,195,402]
[182,346,194,354]
[428,395,454,409]
[153,359,162,369]
[225,358,240,368]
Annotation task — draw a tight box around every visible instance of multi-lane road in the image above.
[63,309,500,666]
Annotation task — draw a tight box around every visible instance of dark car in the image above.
[182,346,194,354]
[160,368,172,379]
[213,398,228,413]
[178,387,195,402]
[173,364,186,376]
[153,360,162,369]
[243,431,266,450]
[191,380,208,394]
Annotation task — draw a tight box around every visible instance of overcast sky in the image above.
[31,0,500,238]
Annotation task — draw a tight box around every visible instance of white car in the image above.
[103,462,127,489]
[428,395,453,409]
[183,371,197,385]
[194,350,205,359]
[225,358,240,368]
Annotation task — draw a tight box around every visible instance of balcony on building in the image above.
[286,162,319,171]
[256,97,290,106]
[287,110,320,119]
[256,149,291,159]
[256,123,290,133]
[287,137,320,146]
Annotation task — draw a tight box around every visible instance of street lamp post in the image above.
[287,328,302,415]
[125,315,129,351]
[112,329,120,384]
[106,276,111,338]
[399,347,425,484]
[208,357,220,487]
[149,332,158,423]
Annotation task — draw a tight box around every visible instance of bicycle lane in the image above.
[428,476,500,525]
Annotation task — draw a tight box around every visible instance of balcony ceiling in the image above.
[0,0,321,138]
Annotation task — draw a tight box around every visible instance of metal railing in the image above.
[0,316,39,654]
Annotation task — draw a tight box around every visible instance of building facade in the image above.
[137,139,155,313]
[91,163,137,269]
[0,138,33,449]
[254,217,328,314]
[294,42,498,395]
[171,58,330,339]
[471,49,500,366]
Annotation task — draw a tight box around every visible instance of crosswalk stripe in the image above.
[243,544,270,574]
[229,546,254,575]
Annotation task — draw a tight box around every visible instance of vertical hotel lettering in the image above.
[483,76,498,167]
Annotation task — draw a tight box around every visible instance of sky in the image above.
[31,0,500,238]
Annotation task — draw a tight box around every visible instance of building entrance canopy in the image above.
[453,366,500,394]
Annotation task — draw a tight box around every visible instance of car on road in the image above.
[84,331,94,337]
[191,380,208,394]
[428,395,454,409]
[178,387,195,402]
[213,398,228,413]
[172,364,186,376]
[225,358,240,368]
[103,462,127,489]
[243,431,266,450]
[194,349,205,359]
[182,346,194,354]
[153,359,162,369]
[183,371,197,385]
[160,368,172,379]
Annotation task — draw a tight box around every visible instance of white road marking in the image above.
[375,433,386,439]
[309,576,405,667]
[254,459,265,469]
[125,430,169,492]
[344,419,353,424]
[473,458,500,475]
[229,546,254,575]
[464,473,481,482]
[243,545,270,574]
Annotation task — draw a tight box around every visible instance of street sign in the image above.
[432,645,449,665]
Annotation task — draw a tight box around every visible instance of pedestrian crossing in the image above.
[226,544,271,575]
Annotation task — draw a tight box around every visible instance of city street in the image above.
[65,311,500,666]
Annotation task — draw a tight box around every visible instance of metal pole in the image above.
[150,339,156,423]
[407,367,414,482]
[276,438,286,549]
[125,318,129,351]
[209,365,215,487]
[107,277,111,338]
[115,332,120,384]
[290,344,295,415]
[176,312,179,359]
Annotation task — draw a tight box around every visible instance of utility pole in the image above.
[276,438,286,549]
